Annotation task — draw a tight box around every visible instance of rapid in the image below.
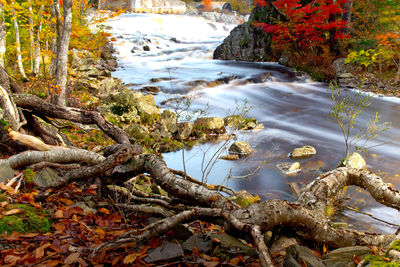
[106,13,400,233]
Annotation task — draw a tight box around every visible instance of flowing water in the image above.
[107,13,400,233]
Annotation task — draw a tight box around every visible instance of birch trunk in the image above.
[33,5,44,75]
[0,2,5,67]
[52,0,73,106]
[28,0,35,73]
[11,1,27,80]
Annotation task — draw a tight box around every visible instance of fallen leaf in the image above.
[1,201,8,207]
[0,183,16,195]
[64,252,80,264]
[54,209,64,218]
[123,253,137,264]
[323,244,327,254]
[208,196,219,202]
[4,208,24,216]
[41,260,62,267]
[52,222,66,234]
[20,233,38,238]
[4,255,21,265]
[95,227,106,239]
[59,198,74,205]
[229,256,242,265]
[200,254,219,261]
[112,255,122,265]
[34,243,51,259]
[192,246,199,256]
[98,207,110,214]
[353,254,361,265]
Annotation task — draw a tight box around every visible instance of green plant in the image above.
[329,82,391,157]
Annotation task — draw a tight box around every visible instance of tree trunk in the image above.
[0,1,5,67]
[52,0,73,106]
[49,4,58,77]
[11,1,27,80]
[33,5,44,75]
[342,0,352,34]
[28,0,35,73]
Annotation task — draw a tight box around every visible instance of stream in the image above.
[106,13,400,234]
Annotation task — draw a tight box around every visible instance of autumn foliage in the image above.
[254,0,350,52]
[202,0,212,11]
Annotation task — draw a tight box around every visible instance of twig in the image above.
[115,203,174,217]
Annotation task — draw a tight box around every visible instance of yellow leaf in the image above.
[95,227,106,239]
[123,253,137,264]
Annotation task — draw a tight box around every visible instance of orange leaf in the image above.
[95,227,106,239]
[192,246,199,256]
[59,198,74,205]
[0,182,17,195]
[208,196,219,202]
[353,254,361,265]
[112,255,122,265]
[4,208,24,216]
[98,207,110,214]
[229,256,242,265]
[42,260,62,267]
[323,244,327,254]
[54,209,64,218]
[34,243,51,259]
[52,222,66,234]
[1,201,8,207]
[123,253,137,264]
[64,252,80,264]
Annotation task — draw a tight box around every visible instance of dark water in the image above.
[108,13,400,234]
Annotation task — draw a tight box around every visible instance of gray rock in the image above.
[97,77,123,95]
[213,5,274,61]
[182,234,213,253]
[125,124,150,139]
[0,162,15,183]
[284,245,326,267]
[276,162,301,174]
[322,246,370,267]
[210,233,257,256]
[144,241,184,263]
[228,141,254,155]
[270,237,298,256]
[33,168,61,188]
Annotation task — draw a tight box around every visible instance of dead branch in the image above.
[13,93,130,144]
[5,148,105,169]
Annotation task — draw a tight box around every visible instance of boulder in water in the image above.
[290,145,317,158]
[222,2,233,13]
[344,152,366,170]
[228,141,254,155]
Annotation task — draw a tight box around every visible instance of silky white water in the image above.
[106,13,400,233]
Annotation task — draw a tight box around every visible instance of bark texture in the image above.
[52,0,73,106]
[0,2,5,67]
[11,1,27,80]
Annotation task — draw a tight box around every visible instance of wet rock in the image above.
[170,37,181,43]
[344,152,366,170]
[284,245,326,267]
[140,86,160,93]
[182,234,213,253]
[222,2,233,12]
[220,154,240,160]
[33,168,61,188]
[322,246,370,267]
[276,162,301,175]
[144,241,184,263]
[228,141,254,155]
[143,45,150,51]
[0,162,15,183]
[126,123,150,139]
[160,110,178,133]
[176,122,193,140]
[290,145,317,158]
